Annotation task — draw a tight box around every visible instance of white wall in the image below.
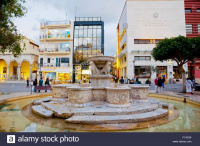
[123,0,187,81]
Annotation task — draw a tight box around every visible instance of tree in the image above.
[152,35,200,92]
[0,0,27,57]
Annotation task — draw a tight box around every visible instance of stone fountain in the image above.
[32,56,169,125]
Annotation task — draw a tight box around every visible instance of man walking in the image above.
[157,77,163,93]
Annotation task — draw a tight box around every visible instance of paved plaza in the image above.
[0,82,199,104]
[0,82,184,93]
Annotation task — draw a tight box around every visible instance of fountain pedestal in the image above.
[90,75,113,88]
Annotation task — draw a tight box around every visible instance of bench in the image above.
[35,86,52,92]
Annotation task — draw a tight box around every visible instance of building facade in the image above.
[39,20,74,84]
[116,0,188,84]
[184,0,200,82]
[0,37,39,81]
[73,17,104,83]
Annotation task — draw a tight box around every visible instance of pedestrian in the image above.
[157,77,163,93]
[115,76,119,83]
[136,76,139,84]
[79,79,82,84]
[33,79,37,92]
[185,78,193,95]
[26,77,30,88]
[45,78,50,86]
[162,76,165,88]
[190,76,196,94]
[154,77,158,93]
[38,78,43,92]
[130,77,134,84]
[120,76,124,84]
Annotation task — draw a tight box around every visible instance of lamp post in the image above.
[38,63,42,79]
[30,81,33,94]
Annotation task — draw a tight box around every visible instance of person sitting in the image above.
[38,78,43,92]
[45,78,50,86]
[45,78,50,92]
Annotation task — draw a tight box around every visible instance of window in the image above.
[186,24,192,34]
[173,67,182,79]
[135,56,151,61]
[135,66,151,78]
[40,58,43,67]
[61,58,69,63]
[185,8,191,13]
[197,8,200,13]
[198,24,200,34]
[155,40,162,44]
[134,39,162,44]
[47,58,51,63]
[124,57,126,62]
[134,39,150,44]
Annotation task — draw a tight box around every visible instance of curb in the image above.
[0,93,52,105]
[149,93,200,107]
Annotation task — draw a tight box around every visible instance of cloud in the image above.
[13,0,126,56]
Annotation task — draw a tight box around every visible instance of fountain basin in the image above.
[105,87,131,107]
[90,75,113,88]
[88,56,115,70]
[52,84,72,99]
[128,85,149,101]
[67,87,93,104]
[92,87,106,101]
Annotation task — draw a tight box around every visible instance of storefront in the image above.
[157,66,167,84]
[41,67,72,84]
[74,65,91,83]
[58,73,71,83]
[173,66,182,79]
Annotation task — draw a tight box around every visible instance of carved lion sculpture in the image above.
[90,61,100,75]
[101,61,111,75]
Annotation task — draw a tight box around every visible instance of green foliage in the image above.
[152,35,200,71]
[0,0,27,57]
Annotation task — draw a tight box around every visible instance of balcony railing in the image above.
[39,48,70,52]
[42,63,70,67]
[75,17,101,22]
[40,20,71,27]
[40,34,70,39]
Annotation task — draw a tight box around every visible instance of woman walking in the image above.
[33,79,37,92]
[185,78,193,95]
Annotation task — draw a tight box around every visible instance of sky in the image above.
[13,0,126,56]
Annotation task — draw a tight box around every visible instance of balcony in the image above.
[41,63,70,68]
[39,48,70,54]
[40,34,71,41]
[40,20,71,27]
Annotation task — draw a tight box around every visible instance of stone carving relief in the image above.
[90,61,100,75]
